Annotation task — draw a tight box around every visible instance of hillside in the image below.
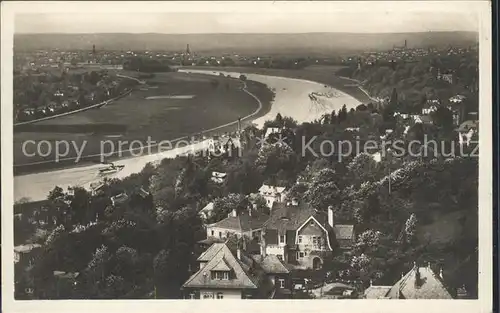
[14,32,479,54]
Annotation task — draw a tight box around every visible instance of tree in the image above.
[304,169,342,211]
[404,213,418,243]
[48,186,65,201]
[356,104,368,111]
[431,106,453,130]
[354,230,382,253]
[275,113,283,126]
[330,110,337,124]
[338,104,348,122]
[208,193,249,223]
[389,88,398,108]
[255,142,298,184]
[347,153,378,187]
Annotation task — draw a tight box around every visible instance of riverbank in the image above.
[181,65,373,104]
[14,89,133,128]
[14,69,359,202]
[13,76,273,176]
[14,73,140,127]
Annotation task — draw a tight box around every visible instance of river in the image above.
[14,70,360,202]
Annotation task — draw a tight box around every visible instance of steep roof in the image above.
[251,255,290,274]
[263,202,316,232]
[334,225,355,240]
[212,258,232,271]
[199,202,214,213]
[364,285,392,299]
[211,211,269,232]
[386,266,453,299]
[197,243,225,262]
[264,202,336,233]
[263,202,355,249]
[183,243,258,290]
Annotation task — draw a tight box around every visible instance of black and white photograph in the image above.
[1,1,493,312]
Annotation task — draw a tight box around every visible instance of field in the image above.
[182,65,373,103]
[14,72,273,174]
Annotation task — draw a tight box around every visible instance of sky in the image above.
[14,11,478,34]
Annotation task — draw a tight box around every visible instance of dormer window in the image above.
[211,270,230,280]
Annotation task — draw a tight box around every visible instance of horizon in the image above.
[15,30,479,36]
[14,11,478,34]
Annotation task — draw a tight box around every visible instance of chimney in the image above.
[291,198,299,206]
[370,279,373,286]
[237,248,241,260]
[427,262,431,269]
[232,209,237,217]
[260,230,267,257]
[248,207,252,217]
[328,206,334,228]
[439,267,444,279]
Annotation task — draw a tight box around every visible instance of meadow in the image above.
[14,72,273,174]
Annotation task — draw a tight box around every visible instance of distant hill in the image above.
[14,32,478,54]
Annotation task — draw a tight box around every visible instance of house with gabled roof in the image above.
[183,240,291,299]
[205,208,269,241]
[261,200,355,270]
[259,184,287,209]
[364,263,453,299]
[182,243,261,299]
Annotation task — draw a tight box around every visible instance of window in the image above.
[279,235,285,244]
[299,251,305,258]
[202,293,214,299]
[212,271,230,280]
[189,293,195,299]
[277,255,283,261]
[219,232,222,238]
[217,292,224,299]
[211,230,214,236]
[298,235,303,243]
[279,279,285,289]
[310,220,315,226]
[312,237,322,249]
